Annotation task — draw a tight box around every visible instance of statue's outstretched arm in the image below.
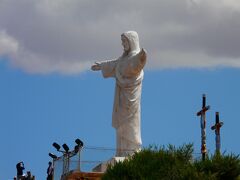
[91,59,118,71]
[91,58,118,78]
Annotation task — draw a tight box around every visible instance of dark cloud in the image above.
[0,0,240,74]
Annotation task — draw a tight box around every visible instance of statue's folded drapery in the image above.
[97,31,146,156]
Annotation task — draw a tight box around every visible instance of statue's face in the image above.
[121,35,130,52]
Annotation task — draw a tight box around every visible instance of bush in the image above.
[102,144,240,180]
[194,153,240,180]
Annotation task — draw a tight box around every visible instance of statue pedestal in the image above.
[92,157,125,172]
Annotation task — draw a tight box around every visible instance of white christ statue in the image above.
[91,31,147,157]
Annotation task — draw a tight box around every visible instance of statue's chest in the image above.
[117,59,135,77]
[117,55,140,78]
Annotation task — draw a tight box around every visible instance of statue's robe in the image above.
[100,49,146,156]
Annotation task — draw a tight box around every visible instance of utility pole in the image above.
[211,112,223,154]
[196,94,210,161]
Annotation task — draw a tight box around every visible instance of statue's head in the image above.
[121,31,140,55]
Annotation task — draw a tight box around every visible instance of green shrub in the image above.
[194,153,240,180]
[102,144,240,180]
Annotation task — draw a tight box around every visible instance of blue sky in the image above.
[1,59,240,179]
[1,0,240,179]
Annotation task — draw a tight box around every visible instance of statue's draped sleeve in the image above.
[100,59,118,78]
[132,49,146,74]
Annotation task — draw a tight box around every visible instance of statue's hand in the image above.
[140,48,147,65]
[140,48,147,58]
[91,62,101,71]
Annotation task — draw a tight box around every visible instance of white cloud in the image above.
[0,31,18,56]
[0,0,240,74]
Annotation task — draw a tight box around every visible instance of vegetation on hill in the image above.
[102,144,240,180]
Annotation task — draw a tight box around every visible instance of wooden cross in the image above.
[196,94,210,161]
[211,112,223,154]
